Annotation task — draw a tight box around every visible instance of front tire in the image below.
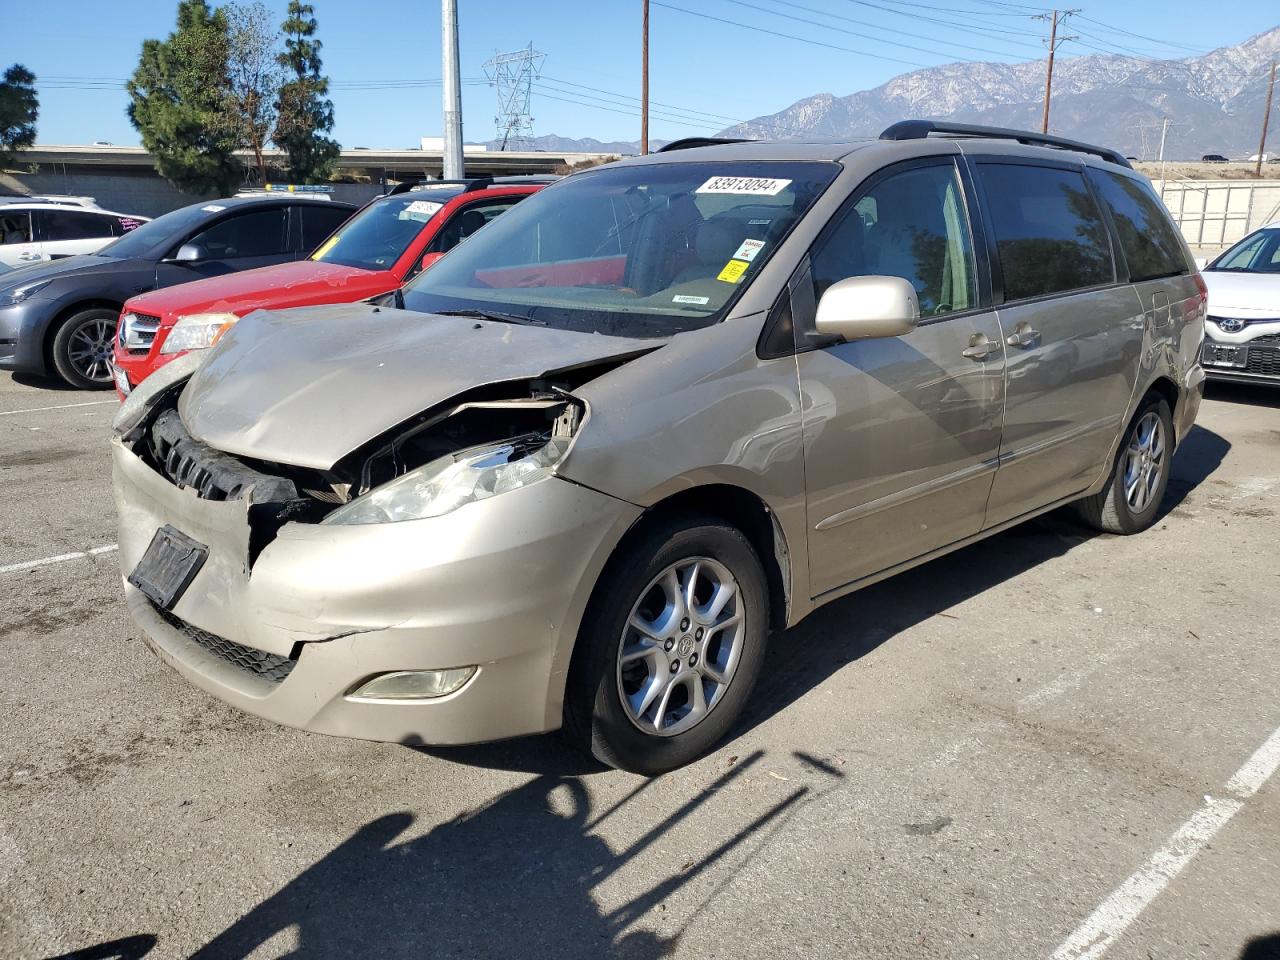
[51,308,118,390]
[1074,394,1173,534]
[565,516,770,775]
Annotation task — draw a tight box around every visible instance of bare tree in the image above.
[224,2,282,183]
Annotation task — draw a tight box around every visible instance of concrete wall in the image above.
[0,170,384,217]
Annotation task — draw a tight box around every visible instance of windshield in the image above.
[400,161,840,337]
[96,202,224,259]
[312,193,452,270]
[1207,228,1280,273]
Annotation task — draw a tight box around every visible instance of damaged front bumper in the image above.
[113,436,640,745]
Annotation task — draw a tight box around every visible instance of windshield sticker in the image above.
[672,295,710,305]
[402,199,444,222]
[696,176,792,196]
[716,259,750,283]
[117,217,144,232]
[732,238,765,263]
[310,235,340,260]
[748,218,773,225]
[201,204,226,212]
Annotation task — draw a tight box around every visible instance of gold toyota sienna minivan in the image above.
[112,122,1206,774]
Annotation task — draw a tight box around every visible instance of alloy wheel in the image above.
[616,556,746,738]
[66,317,116,384]
[1122,410,1165,514]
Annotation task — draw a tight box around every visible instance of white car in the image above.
[0,197,150,268]
[1200,220,1280,386]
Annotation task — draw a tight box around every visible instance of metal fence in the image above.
[1153,178,1280,251]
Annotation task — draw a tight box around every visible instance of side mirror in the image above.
[417,251,446,272]
[815,275,919,341]
[172,242,207,263]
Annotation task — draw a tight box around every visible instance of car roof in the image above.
[0,202,147,217]
[213,193,357,209]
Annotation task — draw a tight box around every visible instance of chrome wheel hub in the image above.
[616,556,746,738]
[1122,411,1165,514]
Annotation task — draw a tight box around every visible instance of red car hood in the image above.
[128,260,395,318]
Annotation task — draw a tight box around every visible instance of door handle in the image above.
[18,252,40,261]
[1006,325,1040,349]
[962,335,997,361]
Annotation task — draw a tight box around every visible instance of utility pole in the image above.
[441,0,464,179]
[641,0,650,154]
[1158,117,1170,185]
[1257,60,1276,179]
[1035,9,1078,134]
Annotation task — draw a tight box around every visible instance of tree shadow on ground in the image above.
[182,751,834,959]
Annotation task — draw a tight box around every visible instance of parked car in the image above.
[111,177,552,394]
[0,196,150,268]
[1201,154,1230,163]
[111,121,1204,774]
[1199,220,1280,385]
[0,194,355,388]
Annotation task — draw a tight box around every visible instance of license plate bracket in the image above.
[1203,343,1248,368]
[128,525,209,610]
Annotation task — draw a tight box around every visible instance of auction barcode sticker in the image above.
[696,176,792,196]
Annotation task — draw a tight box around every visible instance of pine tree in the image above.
[0,65,39,167]
[127,0,243,196]
[274,1,339,183]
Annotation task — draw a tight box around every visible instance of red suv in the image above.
[112,176,552,393]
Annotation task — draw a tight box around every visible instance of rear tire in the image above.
[1073,394,1173,534]
[51,308,117,390]
[565,515,770,776]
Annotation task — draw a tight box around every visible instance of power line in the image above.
[1076,14,1212,55]
[539,75,743,124]
[650,1,932,68]
[733,0,1037,61]
[533,81,742,127]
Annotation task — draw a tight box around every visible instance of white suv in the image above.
[0,197,150,268]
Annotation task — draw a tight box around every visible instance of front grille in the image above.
[152,603,296,683]
[148,408,298,503]
[1251,332,1280,345]
[1245,346,1280,376]
[120,312,161,354]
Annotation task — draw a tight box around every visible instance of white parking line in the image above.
[0,400,117,416]
[0,544,118,575]
[1051,722,1280,960]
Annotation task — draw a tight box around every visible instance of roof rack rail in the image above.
[385,176,495,197]
[657,137,753,153]
[879,120,1131,169]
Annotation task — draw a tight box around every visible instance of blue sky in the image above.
[5,0,1276,148]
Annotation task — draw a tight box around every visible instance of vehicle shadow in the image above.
[183,750,830,959]
[1206,380,1280,408]
[1241,933,1280,959]
[427,424,1229,772]
[44,934,157,959]
[10,372,83,392]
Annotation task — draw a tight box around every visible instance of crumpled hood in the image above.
[1203,270,1280,316]
[179,303,658,470]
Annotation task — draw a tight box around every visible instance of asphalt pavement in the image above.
[1,370,1277,960]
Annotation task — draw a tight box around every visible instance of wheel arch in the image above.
[599,483,792,636]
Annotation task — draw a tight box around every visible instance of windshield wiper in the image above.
[434,308,545,326]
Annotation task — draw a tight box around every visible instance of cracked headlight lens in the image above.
[322,436,569,525]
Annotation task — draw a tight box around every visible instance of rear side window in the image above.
[34,209,118,241]
[0,210,32,244]
[811,162,977,316]
[188,207,289,259]
[299,204,352,253]
[1089,171,1188,281]
[978,163,1114,302]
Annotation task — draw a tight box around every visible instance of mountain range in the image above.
[712,25,1280,160]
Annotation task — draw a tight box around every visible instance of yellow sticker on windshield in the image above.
[717,259,749,283]
[311,235,339,260]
